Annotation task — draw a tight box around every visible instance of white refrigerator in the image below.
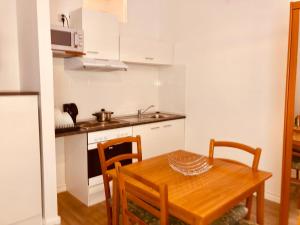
[0,93,42,225]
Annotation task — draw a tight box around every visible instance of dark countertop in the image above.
[55,112,186,138]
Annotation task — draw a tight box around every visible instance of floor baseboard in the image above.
[43,216,61,225]
[57,184,67,193]
[265,192,280,204]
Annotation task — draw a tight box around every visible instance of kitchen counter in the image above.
[55,112,185,138]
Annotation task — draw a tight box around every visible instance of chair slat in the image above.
[105,153,140,168]
[127,193,161,218]
[115,162,169,225]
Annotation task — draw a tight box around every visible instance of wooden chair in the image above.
[115,162,169,225]
[209,139,262,221]
[97,136,142,225]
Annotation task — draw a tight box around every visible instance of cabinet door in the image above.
[132,122,163,159]
[71,8,120,60]
[120,37,173,65]
[132,119,185,159]
[159,119,185,152]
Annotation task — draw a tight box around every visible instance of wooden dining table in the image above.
[106,150,272,225]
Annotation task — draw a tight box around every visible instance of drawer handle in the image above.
[145,57,154,60]
[163,124,172,128]
[108,146,113,150]
[151,126,160,130]
[87,51,99,54]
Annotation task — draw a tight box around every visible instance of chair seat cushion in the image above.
[127,201,185,225]
[238,219,258,225]
[127,202,249,225]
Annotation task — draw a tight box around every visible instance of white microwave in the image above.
[51,26,84,52]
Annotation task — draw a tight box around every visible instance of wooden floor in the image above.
[58,192,282,225]
[289,184,300,225]
[58,193,108,225]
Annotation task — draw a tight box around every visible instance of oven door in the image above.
[87,142,132,186]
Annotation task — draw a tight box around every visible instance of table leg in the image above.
[112,177,119,225]
[245,195,253,220]
[256,182,265,225]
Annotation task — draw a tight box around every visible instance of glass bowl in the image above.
[168,151,212,176]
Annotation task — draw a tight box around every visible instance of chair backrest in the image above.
[209,139,261,171]
[98,135,142,173]
[97,135,143,224]
[115,162,168,225]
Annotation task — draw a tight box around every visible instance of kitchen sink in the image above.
[119,113,173,123]
[147,114,169,119]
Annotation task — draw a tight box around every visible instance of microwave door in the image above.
[51,30,74,52]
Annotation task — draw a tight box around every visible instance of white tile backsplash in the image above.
[53,58,161,120]
[158,65,186,114]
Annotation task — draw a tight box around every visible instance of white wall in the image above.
[169,0,290,203]
[158,65,186,114]
[50,0,82,26]
[0,0,20,90]
[120,0,161,39]
[17,0,60,224]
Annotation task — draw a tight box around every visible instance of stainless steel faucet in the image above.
[138,105,155,118]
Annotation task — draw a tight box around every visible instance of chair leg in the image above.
[105,198,112,225]
[245,195,253,220]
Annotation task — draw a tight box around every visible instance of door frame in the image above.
[280,2,300,225]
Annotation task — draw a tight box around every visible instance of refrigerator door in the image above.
[0,95,42,225]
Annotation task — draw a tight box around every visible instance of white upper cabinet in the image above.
[83,0,127,23]
[120,37,174,65]
[70,8,120,60]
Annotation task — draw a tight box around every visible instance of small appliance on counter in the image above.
[63,103,79,123]
[55,103,80,134]
[93,108,114,122]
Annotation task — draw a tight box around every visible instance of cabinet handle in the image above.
[151,126,160,130]
[108,146,113,150]
[87,51,99,54]
[145,57,154,60]
[163,124,172,128]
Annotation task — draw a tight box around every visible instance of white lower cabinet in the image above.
[132,119,185,159]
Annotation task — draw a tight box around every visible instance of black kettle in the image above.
[63,103,78,123]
